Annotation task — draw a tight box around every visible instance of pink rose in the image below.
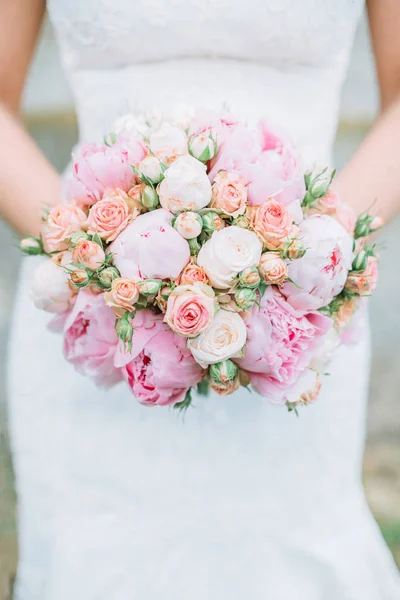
[104,278,139,316]
[315,190,339,214]
[236,286,332,404]
[258,253,289,285]
[117,311,204,406]
[110,208,190,281]
[249,199,294,250]
[87,189,131,243]
[65,142,145,207]
[43,203,87,252]
[72,240,105,271]
[179,262,209,285]
[165,283,215,338]
[345,256,378,296]
[63,291,121,387]
[282,214,354,310]
[211,171,248,218]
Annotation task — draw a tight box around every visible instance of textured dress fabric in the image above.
[7,1,400,598]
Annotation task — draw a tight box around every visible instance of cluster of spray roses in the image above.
[21,108,381,411]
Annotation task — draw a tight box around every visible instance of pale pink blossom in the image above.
[110,208,190,280]
[282,214,354,310]
[72,240,105,271]
[116,311,204,406]
[86,189,131,243]
[43,203,87,252]
[65,142,145,207]
[345,256,378,296]
[179,262,209,285]
[211,171,248,218]
[104,278,140,316]
[236,286,332,404]
[165,283,215,338]
[258,253,288,285]
[249,199,294,250]
[63,291,121,387]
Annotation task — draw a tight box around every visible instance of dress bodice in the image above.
[47,0,364,163]
[46,0,364,163]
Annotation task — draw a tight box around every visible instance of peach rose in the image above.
[345,256,378,296]
[258,253,289,285]
[44,203,87,252]
[249,199,293,250]
[165,283,215,338]
[315,190,339,214]
[104,278,139,316]
[72,240,105,271]
[334,297,359,332]
[86,189,132,243]
[180,262,209,285]
[211,171,248,218]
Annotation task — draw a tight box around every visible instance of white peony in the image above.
[149,123,188,163]
[187,310,247,367]
[158,155,212,214]
[174,211,203,239]
[197,226,262,289]
[282,214,354,311]
[30,259,72,314]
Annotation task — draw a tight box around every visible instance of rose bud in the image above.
[188,237,201,256]
[210,372,241,396]
[70,268,90,289]
[89,282,104,294]
[259,253,289,285]
[98,266,120,289]
[188,132,217,163]
[283,239,307,260]
[20,236,44,256]
[238,267,261,289]
[174,211,203,239]
[209,359,239,385]
[140,185,159,210]
[137,279,162,297]
[104,278,140,315]
[138,155,165,184]
[201,211,226,234]
[72,240,105,272]
[156,285,173,313]
[235,287,257,310]
[232,214,250,229]
[345,256,378,296]
[115,312,134,352]
[351,249,368,273]
[68,231,91,247]
[354,213,383,239]
[309,179,330,199]
[370,216,384,232]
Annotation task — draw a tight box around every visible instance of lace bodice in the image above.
[47,0,364,163]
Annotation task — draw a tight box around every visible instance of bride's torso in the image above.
[47,0,364,163]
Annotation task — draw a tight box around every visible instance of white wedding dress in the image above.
[7,1,400,598]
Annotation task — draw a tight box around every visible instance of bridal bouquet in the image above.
[21,108,381,411]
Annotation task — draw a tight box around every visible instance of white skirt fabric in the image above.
[7,258,400,599]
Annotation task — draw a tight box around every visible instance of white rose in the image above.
[187,310,247,367]
[149,123,188,163]
[282,214,354,310]
[158,155,212,214]
[197,226,262,289]
[138,155,164,184]
[174,211,203,239]
[30,259,72,313]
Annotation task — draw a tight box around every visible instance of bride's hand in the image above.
[0,0,61,236]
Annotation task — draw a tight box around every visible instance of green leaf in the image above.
[196,379,209,396]
[173,389,193,413]
[258,282,268,298]
[92,233,104,249]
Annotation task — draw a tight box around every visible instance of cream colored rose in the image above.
[104,278,140,317]
[197,226,262,289]
[158,155,212,214]
[30,259,72,313]
[43,203,87,252]
[211,171,247,218]
[258,253,289,285]
[187,310,247,367]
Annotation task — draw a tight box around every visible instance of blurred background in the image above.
[0,12,400,598]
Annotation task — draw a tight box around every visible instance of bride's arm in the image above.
[335,0,400,223]
[0,0,61,236]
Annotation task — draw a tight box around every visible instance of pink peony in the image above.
[208,124,260,181]
[63,291,121,387]
[116,311,204,406]
[236,286,332,404]
[65,142,145,207]
[164,283,215,338]
[109,208,190,281]
[281,214,354,310]
[86,189,132,243]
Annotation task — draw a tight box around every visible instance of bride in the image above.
[2,0,400,598]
